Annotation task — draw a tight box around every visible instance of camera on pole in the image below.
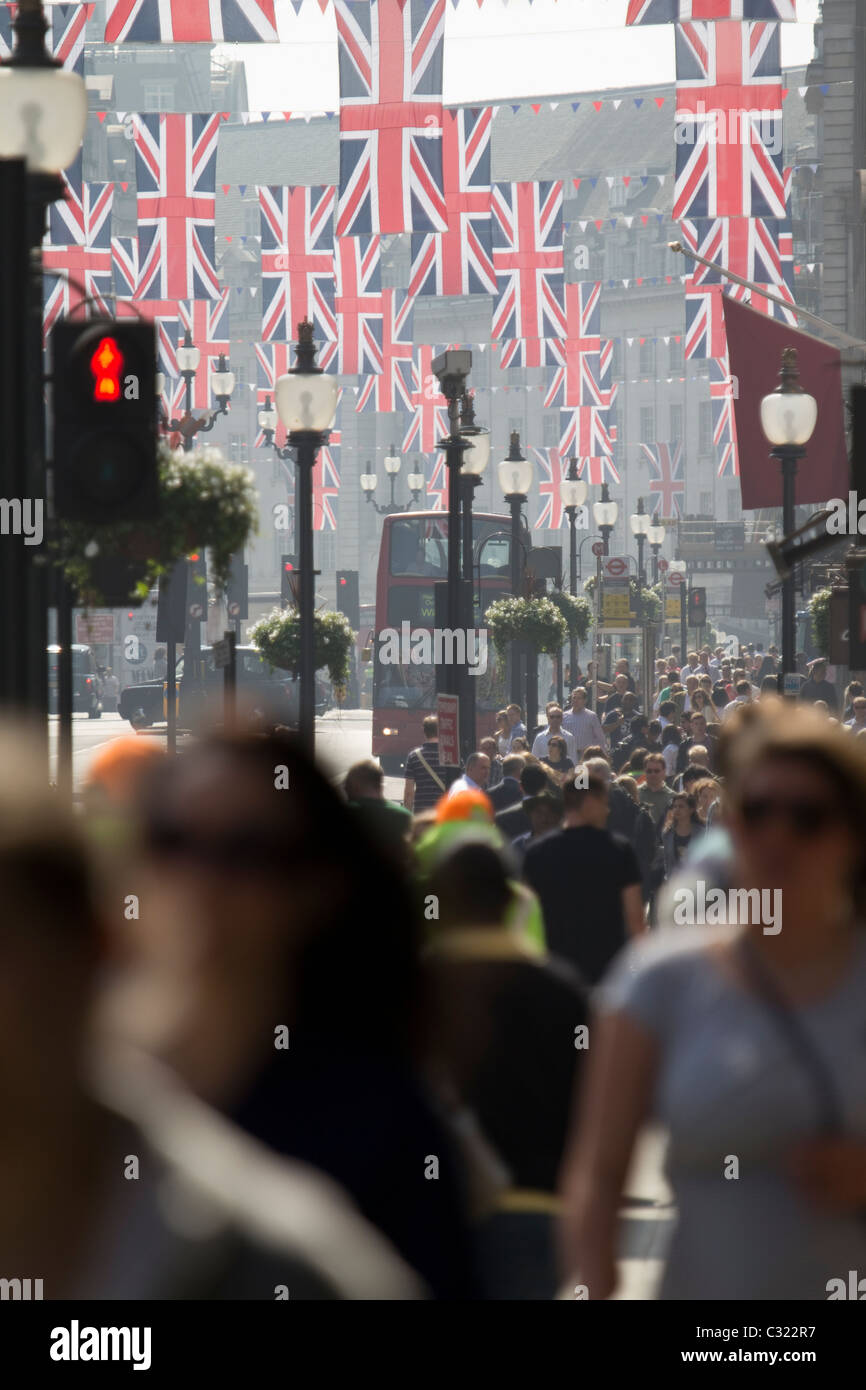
[51,319,158,523]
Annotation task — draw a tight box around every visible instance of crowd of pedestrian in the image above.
[5,640,865,1302]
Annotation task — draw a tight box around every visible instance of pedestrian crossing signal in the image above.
[91,337,123,402]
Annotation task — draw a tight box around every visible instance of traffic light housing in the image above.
[281,555,297,608]
[336,569,360,629]
[688,586,707,629]
[52,319,158,523]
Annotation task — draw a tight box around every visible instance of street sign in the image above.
[669,571,685,586]
[591,541,605,558]
[76,614,115,645]
[658,558,669,572]
[227,600,241,619]
[783,672,801,696]
[665,596,682,620]
[212,637,232,670]
[437,694,460,767]
[604,556,628,578]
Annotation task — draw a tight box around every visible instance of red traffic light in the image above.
[339,576,347,585]
[284,561,294,571]
[90,336,123,403]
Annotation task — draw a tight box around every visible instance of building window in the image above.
[543,413,559,447]
[639,406,655,444]
[142,81,175,111]
[669,404,683,442]
[699,401,713,454]
[668,336,684,373]
[639,340,656,377]
[612,338,623,377]
[727,489,740,520]
[243,204,260,236]
[700,491,712,515]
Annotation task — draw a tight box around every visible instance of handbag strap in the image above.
[415,749,446,793]
[736,932,844,1135]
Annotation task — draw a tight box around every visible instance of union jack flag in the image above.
[255,342,293,448]
[409,107,495,297]
[680,215,793,293]
[43,159,113,335]
[628,1,796,21]
[334,235,383,375]
[356,289,414,412]
[104,0,278,41]
[723,277,796,322]
[492,181,566,367]
[313,444,341,531]
[259,185,336,344]
[111,236,139,299]
[544,281,604,409]
[531,448,572,531]
[685,281,727,359]
[711,353,738,477]
[576,456,621,486]
[560,407,616,472]
[131,113,221,301]
[403,344,449,454]
[674,21,785,219]
[0,5,93,71]
[426,453,448,512]
[335,0,447,236]
[642,441,685,518]
[175,296,231,412]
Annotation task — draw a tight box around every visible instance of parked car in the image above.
[118,646,330,730]
[47,645,102,718]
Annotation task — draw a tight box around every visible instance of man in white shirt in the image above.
[531,706,577,762]
[446,752,491,797]
[561,687,605,754]
[721,679,754,721]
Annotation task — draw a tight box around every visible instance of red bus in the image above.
[372,510,513,772]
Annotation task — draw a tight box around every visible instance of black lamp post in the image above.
[274,319,339,750]
[458,392,491,756]
[647,521,666,586]
[163,331,235,453]
[432,351,473,714]
[360,445,425,514]
[497,430,534,705]
[0,0,87,747]
[593,483,618,555]
[561,457,588,701]
[759,347,817,695]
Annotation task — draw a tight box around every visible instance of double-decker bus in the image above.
[372,511,513,772]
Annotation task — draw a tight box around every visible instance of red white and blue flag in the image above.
[255,342,292,448]
[259,184,336,345]
[575,456,621,486]
[104,0,278,41]
[409,107,495,297]
[560,408,617,479]
[544,281,603,409]
[532,448,571,531]
[685,281,727,359]
[674,21,785,219]
[0,5,93,71]
[334,235,383,375]
[628,2,796,23]
[131,113,221,301]
[111,235,139,299]
[335,0,447,236]
[680,214,793,293]
[642,441,685,518]
[313,444,341,531]
[711,353,738,477]
[425,453,448,512]
[492,180,566,367]
[403,344,449,454]
[43,158,113,335]
[356,288,414,412]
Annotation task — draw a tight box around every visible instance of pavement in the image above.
[50,704,674,1298]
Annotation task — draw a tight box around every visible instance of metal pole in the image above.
[508,493,523,705]
[223,629,236,730]
[182,370,194,453]
[25,175,53,757]
[569,506,578,690]
[461,472,477,753]
[779,448,799,693]
[593,548,601,711]
[166,639,177,755]
[296,435,316,751]
[0,159,29,716]
[56,577,73,796]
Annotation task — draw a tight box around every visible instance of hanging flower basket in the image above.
[54,442,258,607]
[483,596,568,658]
[809,587,831,656]
[546,590,593,644]
[250,607,355,686]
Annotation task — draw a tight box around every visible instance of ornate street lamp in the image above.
[274,319,339,750]
[647,521,666,586]
[361,445,425,514]
[760,347,817,693]
[561,459,588,690]
[592,483,618,555]
[497,431,534,705]
[164,330,235,452]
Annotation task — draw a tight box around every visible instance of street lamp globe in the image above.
[0,0,87,176]
[211,355,235,400]
[561,478,588,509]
[593,498,618,530]
[275,321,339,434]
[461,429,491,476]
[407,465,425,495]
[155,371,166,398]
[760,348,817,447]
[647,523,666,548]
[176,332,200,374]
[630,509,651,538]
[384,446,401,475]
[257,397,278,434]
[498,454,533,498]
[360,466,377,494]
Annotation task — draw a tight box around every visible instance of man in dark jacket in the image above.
[487,754,524,812]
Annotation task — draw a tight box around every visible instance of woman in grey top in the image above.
[559,698,866,1300]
